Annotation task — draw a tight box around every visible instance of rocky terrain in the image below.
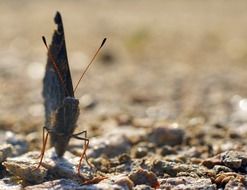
[1,1,247,189]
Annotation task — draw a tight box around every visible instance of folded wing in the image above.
[43,11,74,128]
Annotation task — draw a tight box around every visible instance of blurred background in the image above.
[1,0,247,136]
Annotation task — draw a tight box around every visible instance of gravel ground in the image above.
[1,1,247,189]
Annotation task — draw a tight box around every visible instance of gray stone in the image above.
[0,144,13,163]
[5,131,29,156]
[0,178,22,190]
[129,169,159,188]
[87,134,131,158]
[160,176,216,190]
[213,165,232,174]
[225,179,247,190]
[3,151,47,184]
[134,184,154,190]
[3,148,96,184]
[221,151,247,170]
[151,160,209,178]
[149,125,185,146]
[25,179,125,190]
[40,148,94,181]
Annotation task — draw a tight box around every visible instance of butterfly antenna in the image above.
[74,38,107,93]
[42,36,70,96]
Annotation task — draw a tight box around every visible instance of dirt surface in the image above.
[1,1,247,189]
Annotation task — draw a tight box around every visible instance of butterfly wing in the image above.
[43,11,74,127]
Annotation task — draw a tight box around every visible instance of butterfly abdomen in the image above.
[50,97,80,157]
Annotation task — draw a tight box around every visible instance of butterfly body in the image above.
[38,11,106,173]
[50,97,79,157]
[43,12,79,157]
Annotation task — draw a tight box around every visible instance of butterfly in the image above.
[37,11,106,175]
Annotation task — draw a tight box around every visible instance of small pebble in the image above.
[149,125,185,146]
[5,132,28,156]
[25,178,123,190]
[160,145,177,156]
[213,165,232,174]
[134,184,154,190]
[151,160,209,178]
[134,147,148,158]
[91,157,111,173]
[221,151,247,170]
[25,179,79,190]
[88,134,131,158]
[0,178,22,190]
[118,153,131,164]
[131,94,154,104]
[115,176,134,189]
[0,144,13,163]
[115,113,132,125]
[129,168,159,188]
[224,178,247,190]
[202,155,222,169]
[3,152,47,184]
[160,176,217,190]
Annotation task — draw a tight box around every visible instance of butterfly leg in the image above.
[71,130,92,175]
[36,126,53,169]
[37,126,47,158]
[72,131,108,184]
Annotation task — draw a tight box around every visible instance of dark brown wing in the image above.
[43,11,74,127]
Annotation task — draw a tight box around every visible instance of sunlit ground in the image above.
[0,0,247,134]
